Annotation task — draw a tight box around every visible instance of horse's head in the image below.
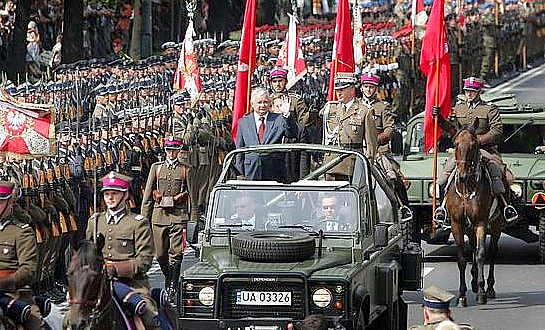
[454,127,480,183]
[66,235,106,330]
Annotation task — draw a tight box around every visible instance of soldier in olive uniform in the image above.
[141,137,190,301]
[269,67,311,128]
[360,74,411,218]
[434,77,518,224]
[87,172,160,330]
[0,181,45,330]
[410,285,473,330]
[321,73,377,180]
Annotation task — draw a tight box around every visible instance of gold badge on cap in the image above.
[3,248,9,255]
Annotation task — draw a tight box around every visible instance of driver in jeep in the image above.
[434,77,518,225]
[319,195,351,231]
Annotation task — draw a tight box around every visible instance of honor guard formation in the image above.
[0,0,542,329]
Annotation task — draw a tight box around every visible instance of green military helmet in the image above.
[422,285,455,310]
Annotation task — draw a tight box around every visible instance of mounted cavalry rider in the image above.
[0,181,46,330]
[360,74,412,220]
[434,77,518,225]
[87,172,161,330]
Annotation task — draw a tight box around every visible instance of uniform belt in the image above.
[341,143,363,149]
[0,270,16,278]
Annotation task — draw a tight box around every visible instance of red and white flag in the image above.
[173,20,202,103]
[276,13,307,90]
[353,3,364,65]
[0,90,55,157]
[327,0,354,101]
[412,0,428,27]
[420,0,451,153]
[231,0,257,142]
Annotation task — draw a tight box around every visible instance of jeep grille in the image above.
[220,276,306,319]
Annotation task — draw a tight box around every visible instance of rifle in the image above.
[37,160,60,237]
[47,158,68,234]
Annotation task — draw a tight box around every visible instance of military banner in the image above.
[276,13,307,90]
[0,90,55,157]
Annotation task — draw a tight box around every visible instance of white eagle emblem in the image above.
[6,111,26,132]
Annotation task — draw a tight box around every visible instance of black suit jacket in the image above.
[235,112,297,180]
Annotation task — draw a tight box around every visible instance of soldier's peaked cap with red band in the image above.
[360,74,380,86]
[164,136,183,150]
[101,171,132,192]
[463,77,484,91]
[269,67,288,79]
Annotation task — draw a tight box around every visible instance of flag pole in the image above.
[246,51,253,115]
[431,1,444,238]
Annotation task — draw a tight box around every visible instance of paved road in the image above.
[489,62,545,103]
[404,234,545,329]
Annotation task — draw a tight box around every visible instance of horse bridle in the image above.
[68,265,111,329]
[454,153,482,200]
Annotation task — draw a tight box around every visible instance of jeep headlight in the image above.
[312,288,332,308]
[198,286,215,306]
[510,183,523,198]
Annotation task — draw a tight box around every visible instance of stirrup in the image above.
[503,205,518,223]
[400,205,413,221]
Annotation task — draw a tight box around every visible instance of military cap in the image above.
[360,73,380,86]
[463,77,484,91]
[270,67,288,79]
[0,181,15,200]
[334,72,357,90]
[422,285,455,310]
[164,136,183,150]
[101,171,132,192]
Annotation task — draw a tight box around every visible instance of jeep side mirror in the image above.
[374,223,389,248]
[186,221,199,245]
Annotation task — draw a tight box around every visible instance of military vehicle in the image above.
[399,93,545,261]
[179,144,422,330]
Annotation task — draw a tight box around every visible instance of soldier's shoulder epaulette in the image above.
[135,214,145,221]
[456,99,464,105]
[89,212,100,220]
[458,323,475,330]
[17,222,30,229]
[151,161,164,167]
[288,92,302,99]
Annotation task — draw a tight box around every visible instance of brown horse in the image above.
[65,237,123,330]
[445,128,502,307]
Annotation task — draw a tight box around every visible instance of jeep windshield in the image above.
[209,188,359,233]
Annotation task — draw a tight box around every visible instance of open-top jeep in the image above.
[399,93,545,260]
[180,145,422,330]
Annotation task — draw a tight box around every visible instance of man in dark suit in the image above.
[236,87,298,181]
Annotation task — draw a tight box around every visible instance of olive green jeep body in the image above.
[179,145,422,330]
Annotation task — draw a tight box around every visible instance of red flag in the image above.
[420,0,451,153]
[327,0,354,101]
[231,0,257,142]
[276,14,307,90]
[173,20,202,103]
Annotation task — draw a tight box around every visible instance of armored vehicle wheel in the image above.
[231,231,316,262]
[538,212,545,264]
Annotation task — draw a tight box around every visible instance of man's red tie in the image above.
[258,116,265,144]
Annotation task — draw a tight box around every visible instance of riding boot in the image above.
[158,257,170,290]
[433,158,456,226]
[486,160,518,221]
[168,260,182,306]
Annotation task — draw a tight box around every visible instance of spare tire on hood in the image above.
[231,231,316,262]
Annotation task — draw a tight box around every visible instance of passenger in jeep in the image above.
[319,195,351,231]
[229,196,264,230]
